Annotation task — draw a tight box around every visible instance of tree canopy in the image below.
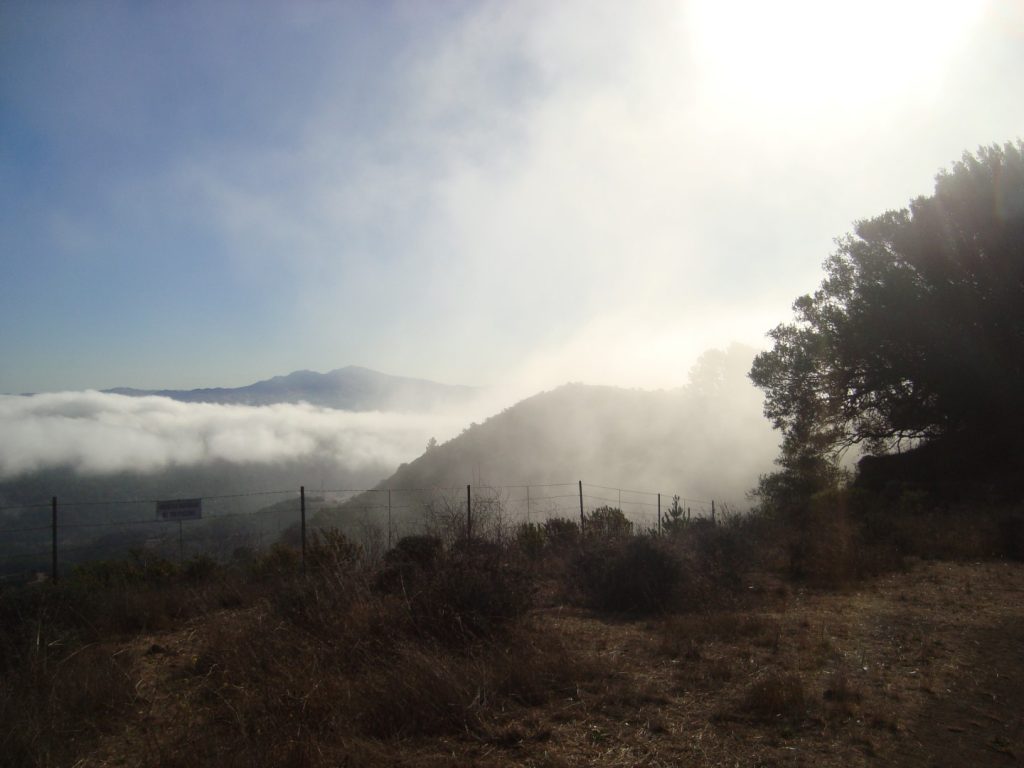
[750,142,1024,473]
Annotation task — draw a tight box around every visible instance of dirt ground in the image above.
[82,559,1024,767]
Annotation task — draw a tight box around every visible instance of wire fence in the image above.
[0,481,719,584]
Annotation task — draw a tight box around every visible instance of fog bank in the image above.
[0,392,465,479]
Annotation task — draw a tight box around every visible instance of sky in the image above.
[2,0,1023,396]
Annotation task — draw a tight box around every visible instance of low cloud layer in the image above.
[0,391,465,479]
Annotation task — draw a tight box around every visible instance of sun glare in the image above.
[689,0,986,116]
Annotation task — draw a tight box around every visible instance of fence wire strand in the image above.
[1,479,722,580]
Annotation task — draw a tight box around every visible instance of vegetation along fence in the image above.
[0,481,722,585]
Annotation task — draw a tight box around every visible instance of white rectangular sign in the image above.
[156,497,203,521]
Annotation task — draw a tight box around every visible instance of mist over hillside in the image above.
[1,345,777,517]
[340,345,778,513]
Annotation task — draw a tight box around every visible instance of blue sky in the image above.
[3,0,1022,395]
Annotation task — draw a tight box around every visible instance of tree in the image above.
[750,142,1024,475]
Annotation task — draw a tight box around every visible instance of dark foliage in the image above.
[574,536,684,614]
[751,141,1024,496]
[378,538,533,644]
[584,506,633,540]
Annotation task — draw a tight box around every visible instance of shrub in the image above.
[782,489,858,586]
[307,528,361,572]
[574,536,684,614]
[542,517,580,550]
[377,535,442,593]
[514,522,546,561]
[683,518,752,591]
[72,550,179,587]
[403,547,535,644]
[248,542,301,578]
[183,553,220,582]
[584,506,632,541]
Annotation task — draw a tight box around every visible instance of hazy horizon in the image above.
[0,345,778,514]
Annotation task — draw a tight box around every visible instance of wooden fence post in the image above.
[466,484,472,544]
[657,493,661,536]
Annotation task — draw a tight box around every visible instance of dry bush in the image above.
[0,553,269,767]
[405,548,534,643]
[0,640,135,768]
[785,490,859,586]
[541,517,581,551]
[306,527,362,572]
[168,561,582,766]
[377,539,534,645]
[571,518,766,615]
[675,517,755,584]
[853,489,1024,566]
[247,541,301,577]
[573,536,685,614]
[376,534,443,592]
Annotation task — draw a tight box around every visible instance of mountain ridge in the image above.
[100,366,479,412]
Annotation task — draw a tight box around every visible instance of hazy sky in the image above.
[3,0,1022,395]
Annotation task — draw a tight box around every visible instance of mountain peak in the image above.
[101,367,478,412]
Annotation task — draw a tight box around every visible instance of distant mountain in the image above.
[104,366,478,412]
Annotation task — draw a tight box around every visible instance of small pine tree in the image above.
[662,495,688,534]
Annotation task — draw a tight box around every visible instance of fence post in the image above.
[711,500,715,525]
[51,496,58,584]
[657,493,661,536]
[387,489,392,550]
[578,481,584,531]
[526,485,530,524]
[466,484,472,544]
[300,485,307,575]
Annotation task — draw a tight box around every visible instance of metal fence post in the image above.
[51,496,58,584]
[466,484,472,544]
[300,485,307,574]
[578,481,584,531]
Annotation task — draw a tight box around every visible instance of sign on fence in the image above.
[156,498,203,521]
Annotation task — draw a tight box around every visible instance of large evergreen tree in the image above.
[751,142,1024,481]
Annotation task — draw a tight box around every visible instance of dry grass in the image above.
[4,509,1024,767]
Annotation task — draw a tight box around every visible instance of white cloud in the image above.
[0,392,466,479]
